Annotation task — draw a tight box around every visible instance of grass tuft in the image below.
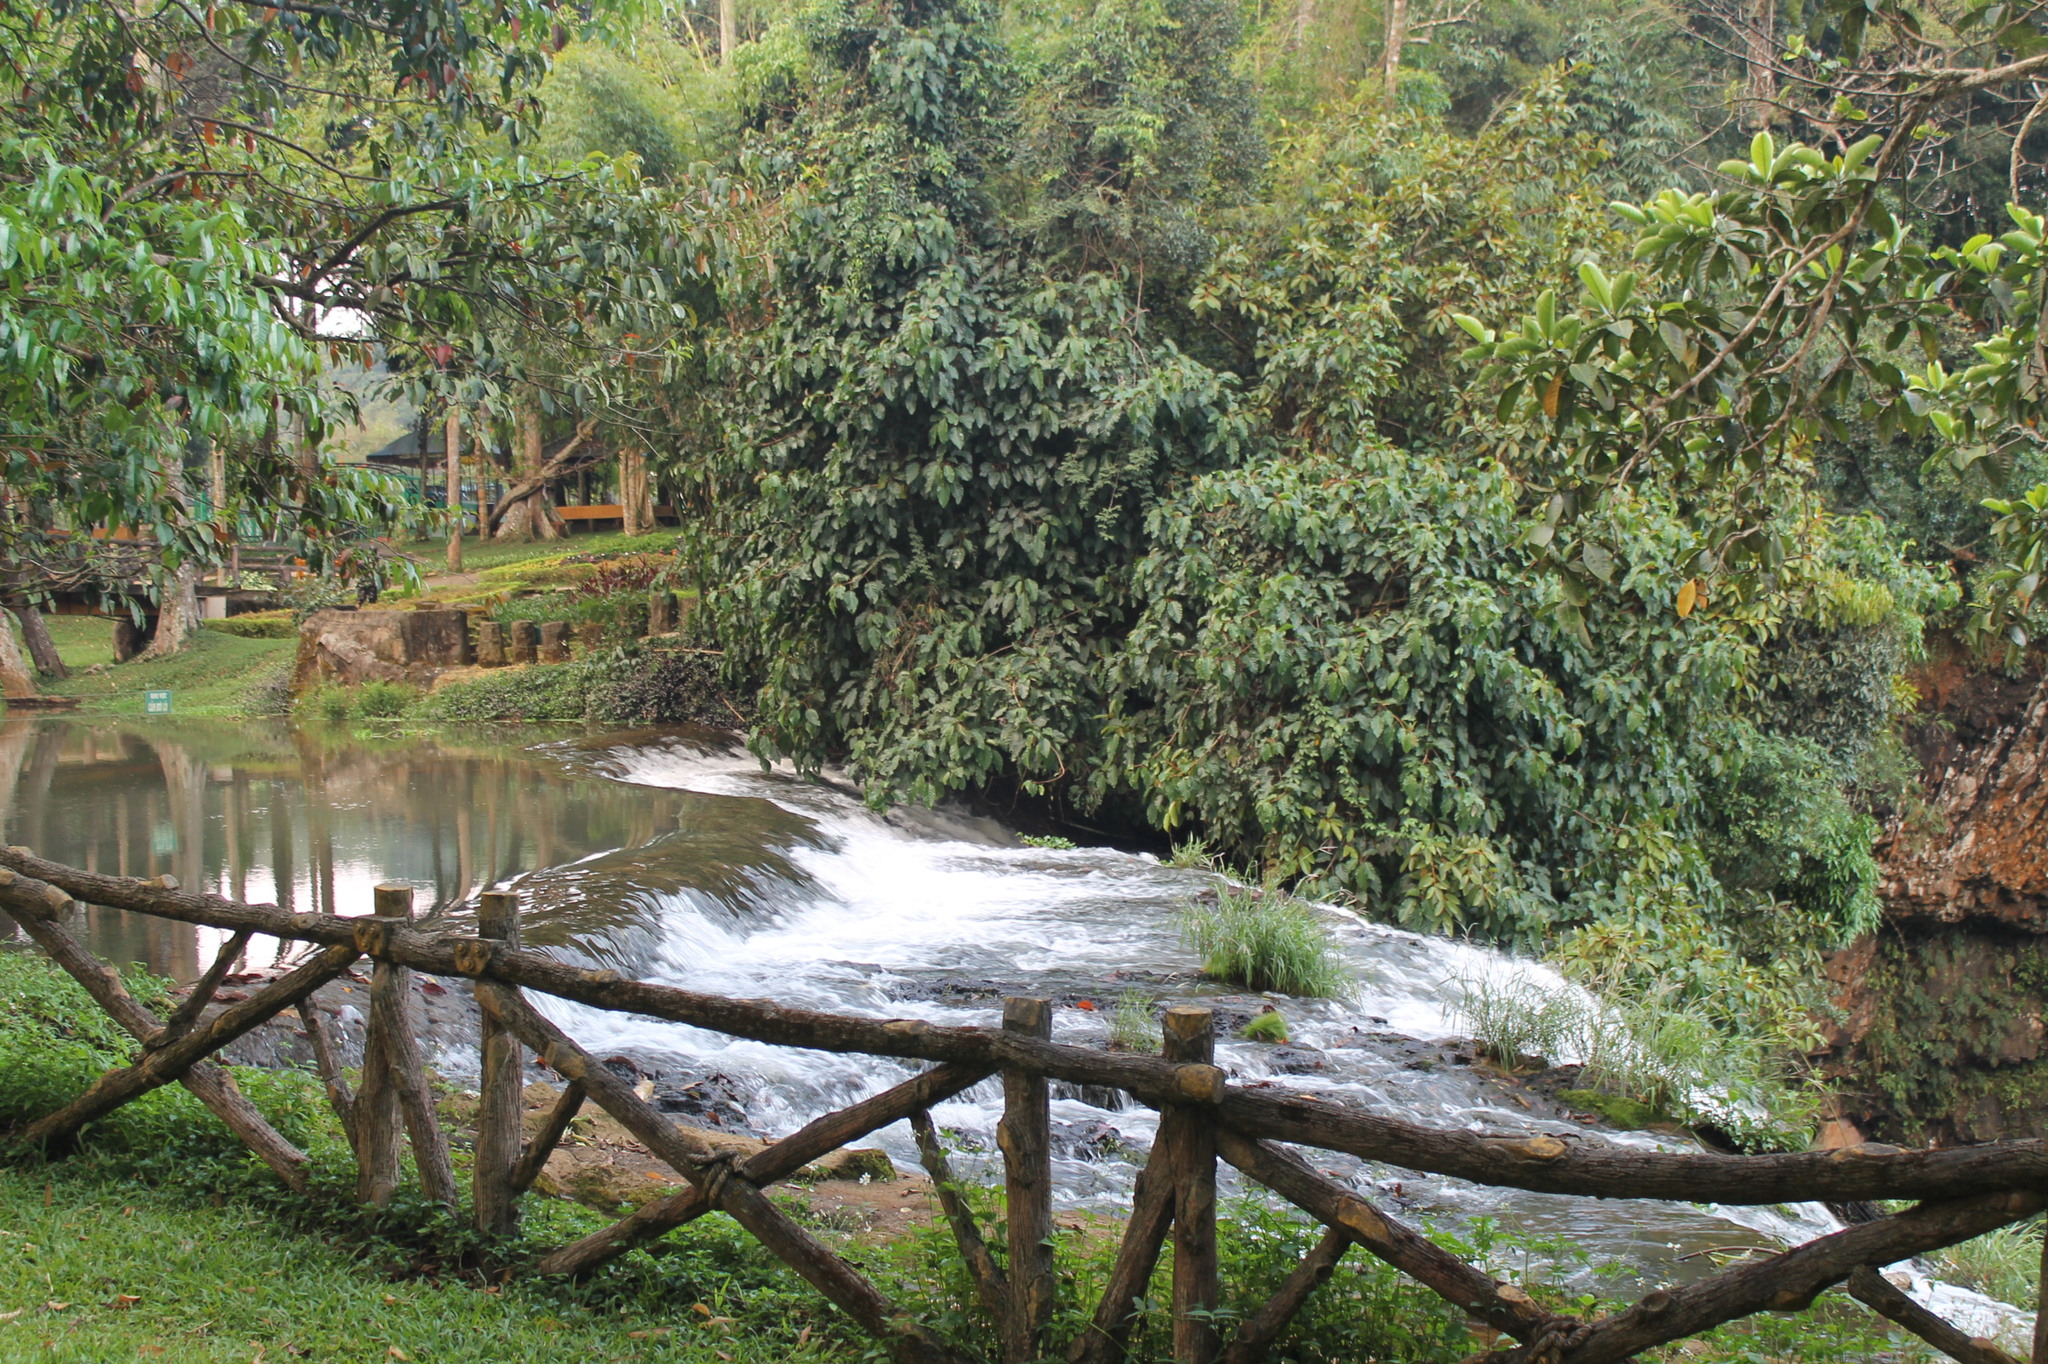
[1179,886,1352,999]
[1451,973,1820,1149]
[1107,989,1159,1053]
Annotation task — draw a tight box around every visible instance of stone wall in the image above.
[292,608,473,693]
[1821,641,2048,1142]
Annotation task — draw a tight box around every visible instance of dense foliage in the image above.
[29,0,2048,1082]
[664,0,1979,1038]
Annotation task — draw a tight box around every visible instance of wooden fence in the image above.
[0,842,2040,1364]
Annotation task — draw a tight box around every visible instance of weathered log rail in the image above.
[0,843,2035,1364]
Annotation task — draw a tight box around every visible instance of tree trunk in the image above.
[719,0,735,63]
[207,437,228,586]
[493,402,564,542]
[141,562,203,659]
[0,607,34,699]
[1741,0,1776,130]
[1288,0,1316,50]
[8,600,67,680]
[445,407,464,573]
[619,446,653,537]
[1381,0,1408,98]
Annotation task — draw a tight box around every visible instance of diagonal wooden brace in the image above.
[1214,1127,1563,1345]
[475,981,981,1364]
[534,1058,992,1279]
[151,930,254,1049]
[0,882,309,1190]
[911,1108,1010,1330]
[1845,1265,2021,1364]
[1468,1189,2048,1364]
[14,935,360,1152]
[511,1079,586,1197]
[1216,1225,1348,1364]
[1068,1137,1177,1364]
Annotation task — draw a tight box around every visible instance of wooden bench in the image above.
[554,504,680,532]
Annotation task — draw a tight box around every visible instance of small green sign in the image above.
[144,690,173,715]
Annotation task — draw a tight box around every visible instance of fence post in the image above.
[1000,996,1054,1363]
[353,884,411,1205]
[1164,1006,1219,1364]
[474,889,524,1240]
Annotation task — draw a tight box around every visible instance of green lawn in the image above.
[36,617,116,671]
[0,1168,832,1364]
[394,529,678,579]
[30,625,294,718]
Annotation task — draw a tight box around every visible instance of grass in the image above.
[0,1170,830,1364]
[1107,989,1159,1053]
[1929,1220,2042,1306]
[1450,973,1820,1150]
[394,530,677,581]
[26,625,293,718]
[1179,885,1352,999]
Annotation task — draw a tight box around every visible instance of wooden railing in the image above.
[0,842,2036,1364]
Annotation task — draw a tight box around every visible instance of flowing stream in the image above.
[0,715,2024,1341]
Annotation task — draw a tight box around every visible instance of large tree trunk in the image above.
[493,403,565,542]
[7,600,67,679]
[141,562,203,659]
[619,446,653,537]
[0,607,34,699]
[719,0,735,63]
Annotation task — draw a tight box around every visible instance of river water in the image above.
[0,716,2024,1336]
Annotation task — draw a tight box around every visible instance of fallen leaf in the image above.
[626,1328,671,1339]
[44,1303,69,1313]
[691,1304,712,1317]
[0,1310,19,1322]
[387,1350,409,1361]
[111,1295,141,1308]
[138,1345,166,1355]
[1072,1000,1096,1011]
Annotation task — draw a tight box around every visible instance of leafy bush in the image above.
[410,662,593,723]
[584,646,743,727]
[408,646,742,727]
[1179,886,1352,999]
[278,573,356,624]
[297,679,420,722]
[353,679,417,718]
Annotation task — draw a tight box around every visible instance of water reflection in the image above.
[0,717,820,980]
